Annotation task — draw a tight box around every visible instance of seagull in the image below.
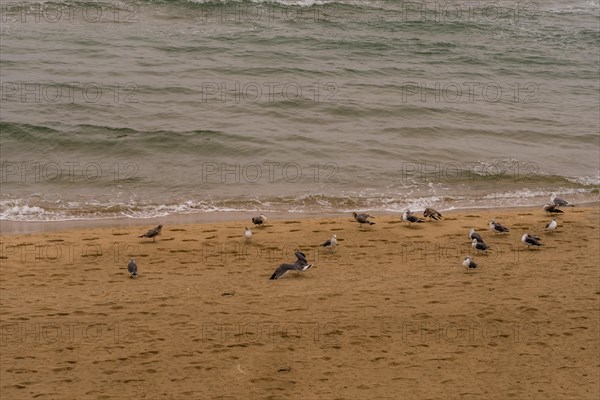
[472,238,490,253]
[545,219,557,232]
[352,212,375,226]
[252,214,267,228]
[489,219,510,233]
[402,209,424,224]
[521,233,542,248]
[423,207,442,220]
[139,224,162,242]
[551,193,574,207]
[320,234,337,252]
[127,258,138,278]
[269,251,313,280]
[469,228,484,243]
[543,203,564,215]
[462,256,478,273]
[244,227,252,241]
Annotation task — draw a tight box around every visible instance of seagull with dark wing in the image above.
[472,238,490,253]
[462,256,478,273]
[423,207,442,220]
[521,233,543,248]
[127,258,138,278]
[269,251,313,280]
[402,209,424,224]
[252,214,267,228]
[352,212,375,226]
[320,234,337,252]
[543,203,564,215]
[551,193,574,207]
[489,219,509,233]
[469,228,484,243]
[139,224,163,242]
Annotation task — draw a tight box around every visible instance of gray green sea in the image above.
[1,0,598,222]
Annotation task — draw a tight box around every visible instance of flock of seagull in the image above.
[125,193,575,279]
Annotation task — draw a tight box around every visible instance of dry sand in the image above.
[1,206,599,399]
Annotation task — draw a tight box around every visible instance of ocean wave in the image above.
[2,187,597,222]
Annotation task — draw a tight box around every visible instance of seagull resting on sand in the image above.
[139,224,162,242]
[320,234,337,252]
[127,258,138,278]
[463,256,478,273]
[252,214,267,228]
[352,212,375,226]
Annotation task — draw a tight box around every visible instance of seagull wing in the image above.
[270,263,296,280]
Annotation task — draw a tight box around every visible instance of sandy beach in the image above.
[1,206,598,399]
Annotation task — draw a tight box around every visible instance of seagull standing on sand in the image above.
[472,238,490,253]
[463,256,478,273]
[352,212,375,226]
[545,219,557,232]
[489,219,510,233]
[139,224,163,242]
[252,214,267,228]
[521,233,543,248]
[543,203,564,215]
[402,209,424,224]
[469,228,484,243]
[551,193,574,207]
[269,251,313,280]
[320,234,337,252]
[423,207,442,220]
[244,227,253,241]
[127,258,138,278]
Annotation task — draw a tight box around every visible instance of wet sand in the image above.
[1,206,599,399]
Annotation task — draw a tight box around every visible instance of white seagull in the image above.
[462,256,478,273]
[320,234,337,252]
[269,251,313,280]
[545,219,557,232]
[551,193,574,207]
[244,227,253,241]
[127,258,138,278]
[521,233,543,248]
[489,219,510,233]
[402,209,425,224]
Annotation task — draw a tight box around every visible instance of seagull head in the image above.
[464,256,471,261]
[332,234,337,238]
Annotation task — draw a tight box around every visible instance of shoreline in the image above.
[1,200,598,235]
